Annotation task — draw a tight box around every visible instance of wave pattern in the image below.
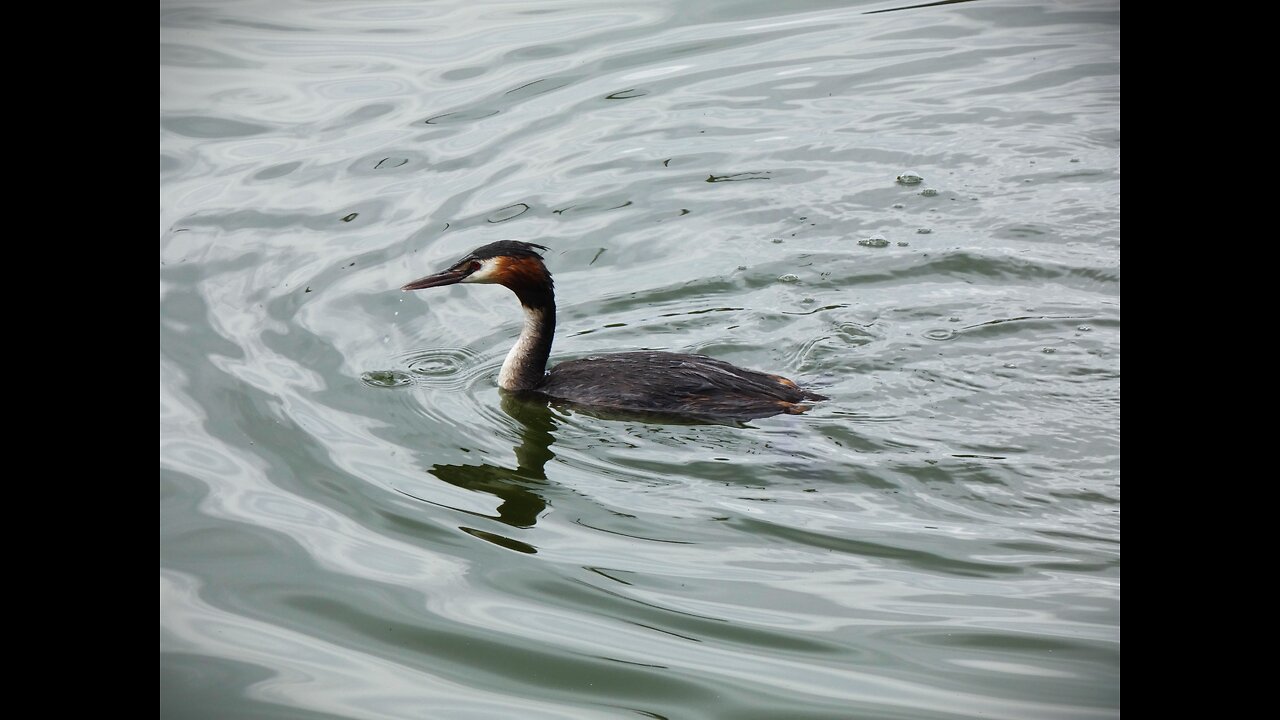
[162,1,1120,718]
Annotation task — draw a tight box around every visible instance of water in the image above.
[160,1,1120,717]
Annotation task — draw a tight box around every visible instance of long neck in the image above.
[498,287,555,391]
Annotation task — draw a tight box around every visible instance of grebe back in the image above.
[401,241,826,421]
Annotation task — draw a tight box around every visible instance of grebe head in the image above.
[402,241,557,392]
[401,240,551,293]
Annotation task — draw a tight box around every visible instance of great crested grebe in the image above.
[401,241,826,421]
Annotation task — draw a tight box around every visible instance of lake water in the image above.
[160,1,1120,717]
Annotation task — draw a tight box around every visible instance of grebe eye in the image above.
[469,261,482,272]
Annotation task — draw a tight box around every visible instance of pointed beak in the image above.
[401,267,470,291]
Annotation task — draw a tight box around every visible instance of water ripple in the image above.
[162,1,1120,717]
[398,347,490,390]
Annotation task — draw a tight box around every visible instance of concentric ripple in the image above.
[398,347,492,390]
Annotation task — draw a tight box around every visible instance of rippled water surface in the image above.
[160,1,1120,717]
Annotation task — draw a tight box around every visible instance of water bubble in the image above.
[916,228,933,234]
[1077,325,1092,332]
[924,329,955,341]
[949,316,960,323]
[858,234,890,248]
[778,273,800,283]
[897,241,909,247]
[361,370,413,388]
[896,171,924,185]
[1042,347,1056,354]
[1003,362,1017,369]
[892,203,905,209]
[920,188,938,197]
[771,238,784,244]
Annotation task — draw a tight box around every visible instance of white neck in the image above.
[498,305,550,391]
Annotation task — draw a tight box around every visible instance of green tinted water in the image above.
[161,1,1120,717]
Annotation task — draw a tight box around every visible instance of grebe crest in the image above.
[402,241,826,421]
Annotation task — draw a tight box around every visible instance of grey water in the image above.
[160,1,1121,717]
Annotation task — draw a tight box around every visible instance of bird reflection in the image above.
[406,391,741,553]
[418,392,558,550]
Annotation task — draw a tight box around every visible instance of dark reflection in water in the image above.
[403,394,557,542]
[864,0,983,15]
[404,388,754,544]
[402,386,751,552]
[547,398,751,428]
